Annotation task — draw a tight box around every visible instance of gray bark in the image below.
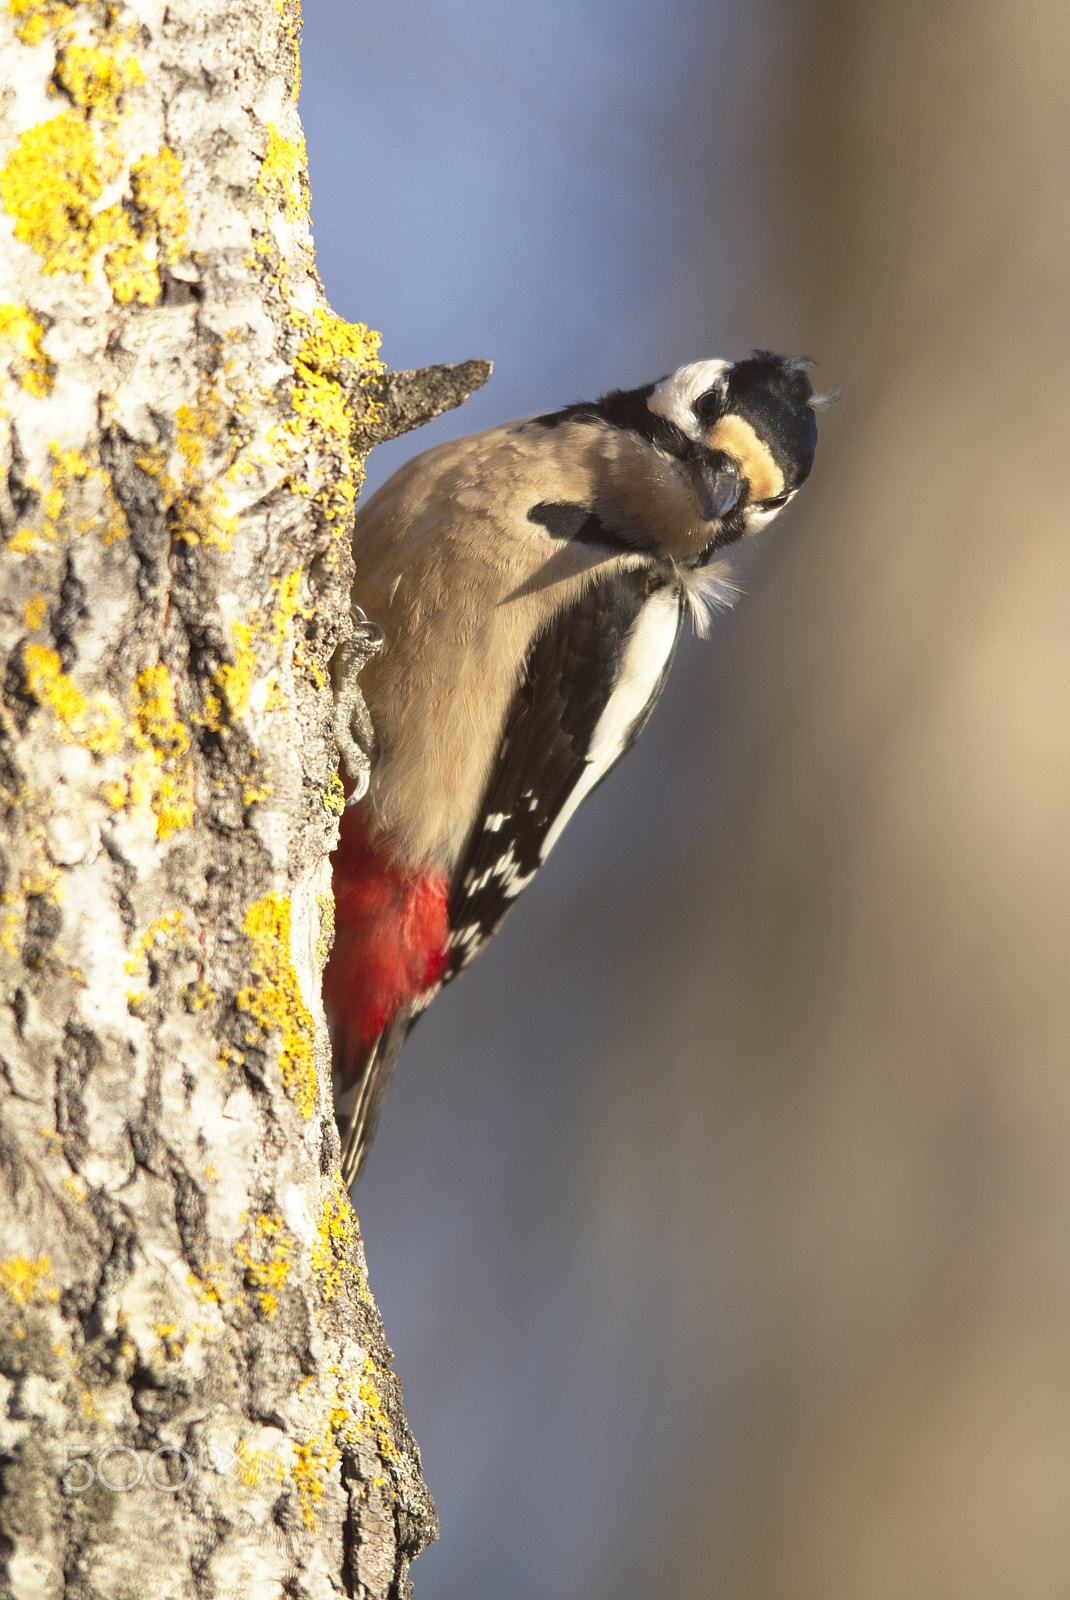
[0,3,468,1594]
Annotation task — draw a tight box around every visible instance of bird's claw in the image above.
[335,605,384,803]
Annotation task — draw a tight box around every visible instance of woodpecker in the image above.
[327,351,820,1183]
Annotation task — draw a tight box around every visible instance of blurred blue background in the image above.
[304,0,814,477]
[303,3,1070,1596]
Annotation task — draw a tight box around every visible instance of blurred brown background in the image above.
[305,1,1070,1594]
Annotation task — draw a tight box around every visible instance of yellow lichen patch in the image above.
[22,642,124,754]
[22,594,48,631]
[8,441,129,552]
[52,41,145,119]
[236,1211,293,1321]
[154,1321,184,1362]
[198,568,314,737]
[104,663,195,838]
[0,850,63,967]
[99,208,159,308]
[9,0,79,48]
[111,169,188,306]
[0,111,186,306]
[358,1356,400,1465]
[124,907,190,973]
[314,890,334,976]
[175,477,238,550]
[323,774,345,818]
[217,1042,244,1073]
[45,443,110,537]
[290,1368,361,1529]
[97,144,191,307]
[241,776,272,807]
[311,1171,360,1304]
[277,0,302,104]
[236,893,317,1119]
[134,365,248,555]
[188,1264,228,1307]
[241,768,273,806]
[22,864,63,904]
[23,643,85,724]
[270,565,327,691]
[123,909,197,1009]
[131,663,195,836]
[277,309,383,531]
[269,567,308,649]
[0,5,194,310]
[237,1441,286,1489]
[259,122,308,226]
[174,405,207,472]
[211,618,257,725]
[129,147,189,266]
[98,479,131,542]
[0,112,111,276]
[182,978,217,1013]
[0,303,53,395]
[290,1438,330,1527]
[263,678,288,717]
[0,1254,58,1307]
[300,655,325,692]
[42,445,92,525]
[290,309,382,447]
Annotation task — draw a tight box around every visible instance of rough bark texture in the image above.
[352,361,491,454]
[0,2,446,1595]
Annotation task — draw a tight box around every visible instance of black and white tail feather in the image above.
[336,1015,410,1188]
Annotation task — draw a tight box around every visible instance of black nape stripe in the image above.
[529,382,693,464]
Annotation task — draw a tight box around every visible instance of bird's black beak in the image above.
[692,454,743,521]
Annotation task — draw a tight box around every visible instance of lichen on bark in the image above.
[0,2,437,1594]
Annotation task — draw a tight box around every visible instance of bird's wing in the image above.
[444,566,684,978]
[334,568,682,1185]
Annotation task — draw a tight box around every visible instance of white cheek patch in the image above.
[743,488,796,535]
[647,360,731,442]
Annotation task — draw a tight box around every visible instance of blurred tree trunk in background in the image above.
[659,0,1070,1593]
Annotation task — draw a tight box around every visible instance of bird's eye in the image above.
[760,492,790,510]
[693,390,721,423]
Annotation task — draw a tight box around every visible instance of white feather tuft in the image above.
[676,559,740,639]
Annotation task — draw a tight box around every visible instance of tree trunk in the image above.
[0,3,441,1594]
